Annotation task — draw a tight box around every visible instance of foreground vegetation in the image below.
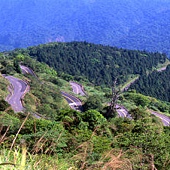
[0,108,170,169]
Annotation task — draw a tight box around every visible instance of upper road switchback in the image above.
[20,65,38,78]
[70,81,86,96]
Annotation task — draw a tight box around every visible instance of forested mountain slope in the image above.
[1,0,170,56]
[21,42,166,86]
[130,65,170,102]
[14,41,170,102]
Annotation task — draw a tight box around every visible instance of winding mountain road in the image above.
[149,110,170,126]
[116,105,131,118]
[4,76,29,112]
[61,91,83,111]
[68,81,131,117]
[6,65,169,126]
[20,65,38,79]
[70,82,86,96]
[19,65,83,112]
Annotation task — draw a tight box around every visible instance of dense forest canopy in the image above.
[130,65,170,102]
[1,0,170,56]
[16,42,167,87]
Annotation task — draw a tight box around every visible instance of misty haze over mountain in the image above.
[1,0,170,56]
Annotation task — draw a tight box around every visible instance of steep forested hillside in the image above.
[1,0,170,56]
[130,65,170,102]
[21,42,166,86]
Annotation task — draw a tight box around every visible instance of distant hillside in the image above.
[13,42,167,87]
[1,0,170,56]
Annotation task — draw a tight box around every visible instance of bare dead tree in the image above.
[107,78,121,118]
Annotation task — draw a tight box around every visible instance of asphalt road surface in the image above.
[20,65,37,78]
[116,105,170,126]
[61,91,83,111]
[70,82,86,96]
[116,104,132,118]
[157,66,168,72]
[5,76,28,112]
[149,110,170,126]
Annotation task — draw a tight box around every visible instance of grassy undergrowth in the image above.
[0,148,71,170]
[0,75,9,100]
